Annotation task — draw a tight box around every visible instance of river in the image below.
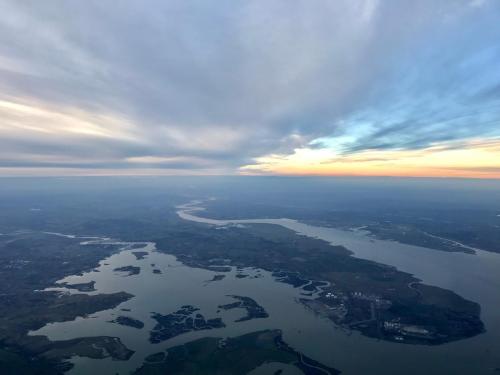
[29,202,500,375]
[177,201,500,375]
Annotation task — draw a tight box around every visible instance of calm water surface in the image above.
[177,202,500,375]
[30,203,500,375]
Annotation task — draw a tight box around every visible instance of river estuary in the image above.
[30,201,500,374]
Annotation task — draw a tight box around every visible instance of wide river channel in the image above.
[31,202,500,374]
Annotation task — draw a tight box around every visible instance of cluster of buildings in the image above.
[383,320,433,340]
[351,291,392,309]
[320,289,436,343]
[324,292,339,299]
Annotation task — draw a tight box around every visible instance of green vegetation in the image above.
[0,232,134,373]
[113,265,141,276]
[218,295,269,322]
[203,199,500,254]
[134,330,340,375]
[155,223,484,344]
[0,185,490,372]
[0,346,66,375]
[111,316,145,329]
[150,305,225,344]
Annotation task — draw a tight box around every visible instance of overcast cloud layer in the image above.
[0,0,499,174]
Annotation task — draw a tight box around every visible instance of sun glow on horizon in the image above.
[240,138,500,179]
[1,1,500,178]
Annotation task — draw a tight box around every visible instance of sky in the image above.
[0,0,499,178]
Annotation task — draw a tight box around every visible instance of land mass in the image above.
[201,198,500,254]
[218,295,269,322]
[110,316,145,329]
[155,222,484,345]
[0,232,135,373]
[114,265,141,276]
[58,280,96,292]
[132,251,148,260]
[134,329,340,375]
[150,305,225,344]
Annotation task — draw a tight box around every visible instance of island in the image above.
[110,316,145,329]
[134,329,340,375]
[0,231,136,373]
[212,274,226,282]
[155,222,484,345]
[218,295,269,322]
[204,274,225,285]
[113,265,141,276]
[132,251,148,260]
[149,305,225,343]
